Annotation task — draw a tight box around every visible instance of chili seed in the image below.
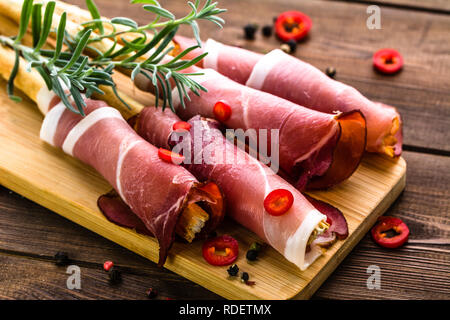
[54,251,69,266]
[246,249,258,261]
[325,67,336,78]
[243,24,258,40]
[262,25,272,37]
[227,264,239,277]
[241,272,249,282]
[280,43,291,54]
[146,287,158,299]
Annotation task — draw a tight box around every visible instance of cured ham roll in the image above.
[173,36,402,157]
[38,92,223,266]
[139,67,366,191]
[133,107,348,270]
[0,43,223,266]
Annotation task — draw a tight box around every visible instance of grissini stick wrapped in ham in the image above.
[131,106,348,270]
[0,44,224,266]
[173,36,403,157]
[137,66,367,191]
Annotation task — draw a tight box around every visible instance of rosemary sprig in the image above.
[2,0,226,114]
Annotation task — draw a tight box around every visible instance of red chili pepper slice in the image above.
[158,148,185,165]
[264,189,294,216]
[275,11,312,42]
[103,261,114,272]
[173,121,191,132]
[202,235,239,266]
[373,49,403,74]
[371,216,409,248]
[213,101,232,122]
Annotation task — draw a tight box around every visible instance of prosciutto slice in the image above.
[165,68,366,190]
[173,36,402,157]
[37,89,218,266]
[135,107,348,270]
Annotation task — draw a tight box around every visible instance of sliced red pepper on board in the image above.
[213,101,232,122]
[264,189,294,216]
[373,49,403,74]
[158,148,185,165]
[275,11,312,42]
[173,121,192,132]
[371,216,409,248]
[202,235,239,266]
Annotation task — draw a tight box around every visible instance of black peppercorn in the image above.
[227,264,239,277]
[54,251,69,266]
[146,287,158,299]
[325,67,336,78]
[241,272,249,282]
[108,266,122,284]
[262,25,272,37]
[243,24,258,40]
[246,249,258,261]
[287,39,297,53]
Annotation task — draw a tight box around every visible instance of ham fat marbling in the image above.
[134,107,348,270]
[37,89,217,266]
[163,68,366,190]
[173,36,402,157]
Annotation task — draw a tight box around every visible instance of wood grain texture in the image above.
[0,253,217,300]
[0,151,447,300]
[0,0,448,300]
[68,0,450,152]
[0,72,406,299]
[348,0,450,13]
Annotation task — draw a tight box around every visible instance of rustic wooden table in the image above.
[0,0,449,300]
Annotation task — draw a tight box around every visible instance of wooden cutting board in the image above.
[0,79,406,300]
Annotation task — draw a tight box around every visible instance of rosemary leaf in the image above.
[34,1,55,53]
[59,29,92,73]
[110,17,138,29]
[31,3,42,47]
[15,0,33,44]
[7,49,22,102]
[51,12,66,64]
[86,0,104,35]
[143,5,175,20]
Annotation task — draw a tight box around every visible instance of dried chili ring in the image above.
[264,189,294,216]
[371,216,409,248]
[213,101,232,122]
[158,148,185,165]
[202,235,239,266]
[275,11,312,42]
[373,48,403,74]
[173,121,191,132]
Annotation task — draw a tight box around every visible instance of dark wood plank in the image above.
[1,151,448,299]
[0,186,220,299]
[0,0,448,300]
[314,150,450,299]
[349,0,450,14]
[65,0,450,153]
[0,253,219,299]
